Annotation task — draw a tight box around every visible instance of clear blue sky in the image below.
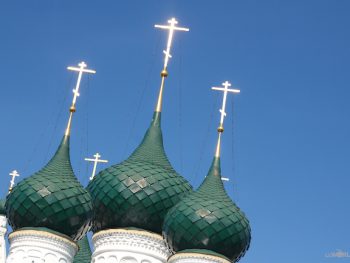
[0,1,349,262]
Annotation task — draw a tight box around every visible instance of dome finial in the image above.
[211,81,240,157]
[154,18,189,112]
[65,61,96,136]
[8,170,20,194]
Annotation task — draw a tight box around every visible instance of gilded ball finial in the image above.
[161,69,168,77]
[70,106,76,113]
[217,126,224,133]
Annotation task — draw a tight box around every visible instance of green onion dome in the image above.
[162,157,251,262]
[6,136,93,241]
[73,236,92,263]
[0,199,5,215]
[88,112,192,234]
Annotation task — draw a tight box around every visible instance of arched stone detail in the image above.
[107,255,118,263]
[120,257,137,263]
[96,256,105,263]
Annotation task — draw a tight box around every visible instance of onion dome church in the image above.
[1,17,252,263]
[87,18,192,263]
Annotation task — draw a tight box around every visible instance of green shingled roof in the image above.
[88,112,192,234]
[73,236,92,263]
[0,199,5,215]
[6,136,93,241]
[162,157,251,262]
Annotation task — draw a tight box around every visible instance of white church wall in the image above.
[6,229,77,263]
[0,215,7,263]
[92,229,171,263]
[168,253,231,263]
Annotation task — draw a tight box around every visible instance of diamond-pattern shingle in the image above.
[88,112,192,234]
[163,157,251,262]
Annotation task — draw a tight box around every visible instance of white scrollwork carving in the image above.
[92,229,171,263]
[0,216,6,230]
[0,215,7,263]
[6,229,77,263]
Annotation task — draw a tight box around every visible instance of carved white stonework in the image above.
[0,215,7,229]
[92,229,171,263]
[6,229,78,263]
[0,215,7,263]
[168,252,230,263]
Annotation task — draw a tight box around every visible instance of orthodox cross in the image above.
[154,18,189,112]
[67,61,96,111]
[212,81,240,132]
[212,81,240,157]
[85,153,108,181]
[155,17,189,70]
[8,170,20,193]
[65,61,96,136]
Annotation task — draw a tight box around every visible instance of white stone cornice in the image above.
[6,229,78,263]
[9,229,77,250]
[92,228,171,263]
[168,252,231,263]
[0,228,6,236]
[0,216,6,229]
[0,215,6,263]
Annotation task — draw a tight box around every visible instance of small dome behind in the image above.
[73,236,92,263]
[6,136,93,241]
[163,157,251,262]
[88,112,192,234]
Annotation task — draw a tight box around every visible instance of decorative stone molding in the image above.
[168,252,231,263]
[6,229,78,263]
[0,216,6,231]
[0,215,7,263]
[92,228,171,263]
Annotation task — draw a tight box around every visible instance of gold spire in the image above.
[215,132,222,158]
[212,81,240,157]
[154,18,189,112]
[8,170,20,194]
[65,61,96,136]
